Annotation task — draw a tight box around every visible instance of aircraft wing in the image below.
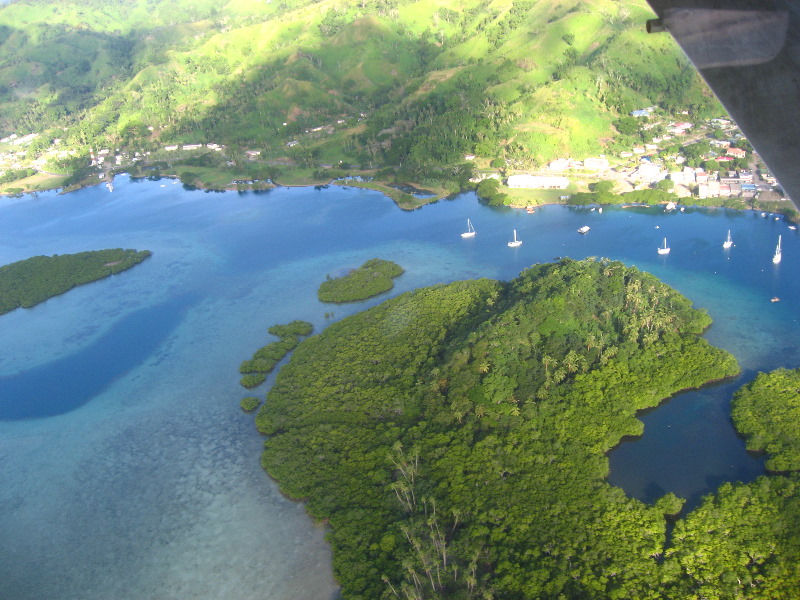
[644,0,800,207]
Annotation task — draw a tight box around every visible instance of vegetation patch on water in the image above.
[240,396,261,412]
[239,320,313,388]
[0,249,151,315]
[255,258,758,598]
[318,258,404,303]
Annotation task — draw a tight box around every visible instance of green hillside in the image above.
[0,0,719,173]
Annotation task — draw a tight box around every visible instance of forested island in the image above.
[0,249,151,315]
[249,257,800,599]
[318,259,404,303]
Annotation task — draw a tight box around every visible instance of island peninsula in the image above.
[248,257,800,598]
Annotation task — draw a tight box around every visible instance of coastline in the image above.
[3,165,798,224]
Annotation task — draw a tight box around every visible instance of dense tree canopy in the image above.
[253,258,757,599]
[732,368,800,472]
[239,320,313,388]
[0,248,151,315]
[318,258,404,303]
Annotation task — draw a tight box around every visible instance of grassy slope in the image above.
[0,0,717,169]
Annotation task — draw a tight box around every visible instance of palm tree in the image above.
[541,354,555,376]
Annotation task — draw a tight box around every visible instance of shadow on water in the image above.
[0,293,198,420]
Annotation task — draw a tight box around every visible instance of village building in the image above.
[669,171,685,184]
[548,158,570,171]
[741,183,757,197]
[727,147,747,159]
[583,157,609,170]
[631,163,663,182]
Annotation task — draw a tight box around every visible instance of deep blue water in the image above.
[0,177,798,599]
[0,293,197,419]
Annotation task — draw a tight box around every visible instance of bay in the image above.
[0,176,797,598]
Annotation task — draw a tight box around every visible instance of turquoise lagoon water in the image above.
[1,176,798,599]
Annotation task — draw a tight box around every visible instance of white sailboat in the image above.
[657,238,670,255]
[773,235,782,264]
[723,230,733,249]
[461,218,476,238]
[508,229,522,247]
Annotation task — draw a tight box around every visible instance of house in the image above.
[632,163,663,182]
[164,145,179,151]
[632,147,645,154]
[463,154,476,161]
[738,170,754,183]
[727,147,747,159]
[182,144,203,150]
[583,157,609,170]
[548,158,570,171]
[507,175,569,189]
[720,172,740,184]
[245,150,261,158]
[630,107,655,117]
[710,140,731,149]
[669,171,684,184]
[619,152,633,158]
[696,171,709,184]
[741,183,757,197]
[644,144,658,151]
[469,173,501,183]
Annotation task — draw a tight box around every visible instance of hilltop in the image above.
[0,0,722,193]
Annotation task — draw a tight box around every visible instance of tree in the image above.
[656,179,674,191]
[590,180,614,194]
[614,116,639,136]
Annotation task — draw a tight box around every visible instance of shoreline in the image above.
[3,167,798,222]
